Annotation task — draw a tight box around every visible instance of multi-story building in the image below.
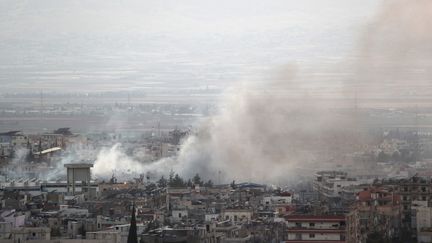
[377,175,432,231]
[413,201,432,243]
[285,215,347,242]
[346,187,401,243]
[313,171,370,199]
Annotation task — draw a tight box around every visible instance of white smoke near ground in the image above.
[92,143,176,180]
[44,142,97,181]
[169,79,363,183]
[5,148,30,179]
[89,0,432,183]
[92,75,364,183]
[166,0,432,183]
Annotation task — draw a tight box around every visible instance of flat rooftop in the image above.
[64,163,94,168]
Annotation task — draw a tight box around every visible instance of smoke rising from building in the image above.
[156,0,432,182]
[93,144,175,179]
[76,0,432,183]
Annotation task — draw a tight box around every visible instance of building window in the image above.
[309,233,315,238]
[309,223,315,227]
[295,233,302,240]
[295,222,302,228]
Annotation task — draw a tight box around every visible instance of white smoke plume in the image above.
[44,142,98,180]
[351,0,432,100]
[92,143,178,180]
[164,0,432,183]
[91,0,432,184]
[5,148,30,179]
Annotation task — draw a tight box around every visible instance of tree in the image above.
[392,151,401,162]
[231,180,236,189]
[193,173,202,186]
[377,151,389,162]
[186,179,193,187]
[168,170,175,185]
[145,183,157,192]
[366,231,391,243]
[204,180,213,188]
[127,205,138,243]
[170,174,185,187]
[157,176,167,188]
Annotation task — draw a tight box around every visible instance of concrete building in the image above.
[64,163,93,196]
[377,175,432,232]
[285,215,346,242]
[171,209,188,223]
[414,201,432,243]
[86,231,121,243]
[0,222,12,239]
[346,187,401,243]
[10,227,51,243]
[313,171,370,199]
[222,209,253,224]
[263,193,293,206]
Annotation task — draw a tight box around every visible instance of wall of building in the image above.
[287,221,343,229]
[287,232,344,241]
[222,211,252,223]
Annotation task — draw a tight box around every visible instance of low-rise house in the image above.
[10,227,51,243]
[0,222,12,239]
[222,209,253,224]
[86,231,121,243]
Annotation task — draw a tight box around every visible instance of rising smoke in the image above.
[93,143,175,179]
[90,0,432,183]
[351,0,432,99]
[168,0,432,183]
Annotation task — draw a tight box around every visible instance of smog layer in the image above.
[2,0,432,184]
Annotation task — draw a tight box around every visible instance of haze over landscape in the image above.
[1,2,432,242]
[0,0,379,94]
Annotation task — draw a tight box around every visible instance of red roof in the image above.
[357,190,372,201]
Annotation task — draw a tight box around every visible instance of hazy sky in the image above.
[0,0,381,93]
